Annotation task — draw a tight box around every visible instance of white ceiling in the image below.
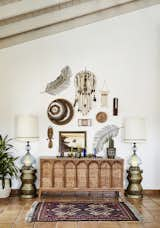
[0,0,159,49]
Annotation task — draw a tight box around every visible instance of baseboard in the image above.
[10,189,160,197]
[143,189,160,196]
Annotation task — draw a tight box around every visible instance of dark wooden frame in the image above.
[59,131,87,154]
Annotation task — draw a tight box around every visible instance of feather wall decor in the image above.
[93,124,119,153]
[43,66,72,95]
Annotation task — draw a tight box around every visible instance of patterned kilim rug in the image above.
[26,201,142,222]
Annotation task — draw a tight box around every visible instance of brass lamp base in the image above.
[126,166,143,199]
[20,167,37,199]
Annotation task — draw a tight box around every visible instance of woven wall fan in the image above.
[43,66,72,95]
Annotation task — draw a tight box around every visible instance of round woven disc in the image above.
[96,112,108,123]
[48,99,67,121]
[47,99,74,125]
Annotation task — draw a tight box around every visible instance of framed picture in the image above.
[59,131,86,154]
[78,119,92,126]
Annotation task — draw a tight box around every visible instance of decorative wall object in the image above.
[113,98,118,116]
[100,90,109,107]
[43,66,72,95]
[74,69,96,115]
[96,112,108,123]
[47,126,53,148]
[59,131,86,155]
[78,119,92,126]
[47,99,74,125]
[93,125,119,153]
[100,81,109,107]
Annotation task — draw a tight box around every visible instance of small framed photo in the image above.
[78,119,92,127]
[59,131,86,154]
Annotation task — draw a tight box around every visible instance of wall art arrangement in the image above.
[43,66,120,158]
[59,131,86,157]
[47,98,74,125]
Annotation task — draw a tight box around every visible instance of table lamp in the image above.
[124,117,146,198]
[15,115,39,168]
[124,117,146,167]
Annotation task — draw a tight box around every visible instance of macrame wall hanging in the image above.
[100,80,109,107]
[74,69,96,115]
[43,66,72,95]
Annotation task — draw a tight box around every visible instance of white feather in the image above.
[93,125,119,153]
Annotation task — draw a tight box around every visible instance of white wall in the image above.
[0,5,160,189]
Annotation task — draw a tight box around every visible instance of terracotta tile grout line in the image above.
[144,196,160,209]
[141,198,158,221]
[14,203,26,224]
[149,196,160,207]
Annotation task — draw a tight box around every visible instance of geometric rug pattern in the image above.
[27,202,141,222]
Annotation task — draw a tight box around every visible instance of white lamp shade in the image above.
[15,115,39,141]
[124,117,146,143]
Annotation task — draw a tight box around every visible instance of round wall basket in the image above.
[47,99,74,125]
[96,112,108,123]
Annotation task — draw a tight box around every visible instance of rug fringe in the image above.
[124,201,143,222]
[25,201,39,223]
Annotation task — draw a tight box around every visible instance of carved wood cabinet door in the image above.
[40,157,124,198]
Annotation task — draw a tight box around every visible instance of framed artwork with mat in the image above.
[59,131,86,155]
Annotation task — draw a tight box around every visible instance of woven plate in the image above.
[47,99,74,125]
[96,112,108,123]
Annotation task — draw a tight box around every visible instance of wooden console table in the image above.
[39,157,124,199]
